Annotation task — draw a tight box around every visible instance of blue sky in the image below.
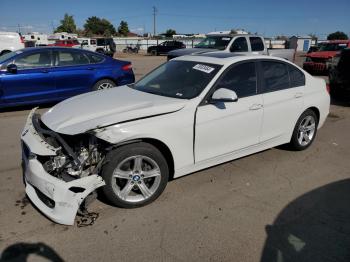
[0,0,349,39]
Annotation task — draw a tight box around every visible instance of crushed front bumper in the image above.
[21,108,105,225]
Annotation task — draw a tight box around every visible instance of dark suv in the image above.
[147,40,185,56]
[329,48,350,96]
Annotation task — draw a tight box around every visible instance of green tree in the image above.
[118,21,129,36]
[164,29,176,37]
[84,16,116,36]
[55,13,77,33]
[327,31,348,40]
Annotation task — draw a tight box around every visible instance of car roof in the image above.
[173,52,291,66]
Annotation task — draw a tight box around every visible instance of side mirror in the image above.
[210,88,238,103]
[7,64,17,74]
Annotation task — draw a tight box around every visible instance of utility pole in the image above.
[152,6,157,37]
[17,24,21,34]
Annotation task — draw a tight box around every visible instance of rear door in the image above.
[51,49,95,98]
[259,60,305,142]
[0,50,56,104]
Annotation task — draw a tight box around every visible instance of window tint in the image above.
[86,53,104,63]
[262,61,290,92]
[230,37,248,52]
[57,51,89,66]
[90,39,96,45]
[250,37,264,51]
[288,65,305,87]
[215,62,257,98]
[15,51,51,69]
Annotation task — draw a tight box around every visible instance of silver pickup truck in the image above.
[167,33,295,61]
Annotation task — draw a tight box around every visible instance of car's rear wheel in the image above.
[93,79,116,91]
[151,50,157,56]
[289,109,318,150]
[101,142,169,208]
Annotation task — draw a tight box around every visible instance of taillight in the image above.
[326,83,330,94]
[20,36,24,44]
[122,64,132,71]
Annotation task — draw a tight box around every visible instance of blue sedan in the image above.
[0,47,135,108]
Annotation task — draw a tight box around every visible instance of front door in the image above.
[195,61,263,162]
[1,50,55,105]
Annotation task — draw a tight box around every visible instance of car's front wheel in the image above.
[101,142,169,208]
[289,109,318,150]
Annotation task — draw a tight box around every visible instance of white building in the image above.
[289,36,313,52]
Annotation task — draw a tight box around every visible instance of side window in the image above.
[90,39,96,45]
[57,51,89,66]
[288,65,305,87]
[250,37,264,51]
[86,53,104,64]
[15,51,51,69]
[262,61,290,92]
[230,37,248,52]
[215,62,257,98]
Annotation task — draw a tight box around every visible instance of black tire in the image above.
[151,50,157,56]
[0,50,11,56]
[289,109,319,151]
[92,79,116,91]
[101,142,169,208]
[96,49,105,54]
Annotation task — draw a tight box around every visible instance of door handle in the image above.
[249,104,263,110]
[294,92,303,98]
[87,67,95,70]
[41,69,49,73]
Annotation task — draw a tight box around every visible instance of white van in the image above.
[0,32,25,56]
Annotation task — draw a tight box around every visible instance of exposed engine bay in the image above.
[32,112,108,181]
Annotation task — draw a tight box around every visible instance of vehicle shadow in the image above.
[0,242,64,262]
[260,179,350,262]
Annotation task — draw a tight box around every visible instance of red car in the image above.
[303,40,350,74]
[49,39,80,47]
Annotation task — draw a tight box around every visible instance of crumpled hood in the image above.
[168,48,218,58]
[41,85,186,135]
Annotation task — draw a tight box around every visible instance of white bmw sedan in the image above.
[21,53,330,225]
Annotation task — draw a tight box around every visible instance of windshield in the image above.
[195,36,232,50]
[319,43,348,51]
[0,50,22,65]
[131,60,222,99]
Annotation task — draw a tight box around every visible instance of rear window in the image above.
[250,37,264,51]
[57,51,89,66]
[86,53,104,63]
[262,61,290,92]
[288,65,305,87]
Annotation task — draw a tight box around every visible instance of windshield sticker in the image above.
[193,64,215,74]
[222,37,231,41]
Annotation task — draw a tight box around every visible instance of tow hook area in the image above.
[76,191,99,227]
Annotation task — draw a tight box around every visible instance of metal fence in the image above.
[113,38,203,52]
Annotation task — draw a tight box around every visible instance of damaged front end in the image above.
[21,108,107,225]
